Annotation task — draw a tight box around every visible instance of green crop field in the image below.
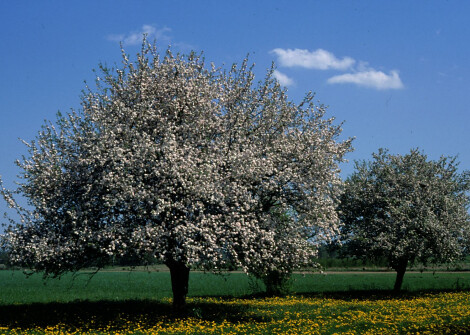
[2,269,470,305]
[1,270,470,334]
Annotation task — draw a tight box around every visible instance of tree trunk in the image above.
[393,261,407,292]
[166,259,190,310]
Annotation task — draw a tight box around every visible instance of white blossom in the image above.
[339,148,470,290]
[1,41,352,284]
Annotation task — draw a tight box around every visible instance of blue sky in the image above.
[1,1,469,224]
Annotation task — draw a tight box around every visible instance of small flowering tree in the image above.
[338,149,470,291]
[1,41,352,308]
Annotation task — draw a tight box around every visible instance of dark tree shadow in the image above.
[2,289,469,332]
[0,299,258,331]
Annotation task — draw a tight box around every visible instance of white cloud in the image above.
[271,48,355,70]
[273,70,294,86]
[108,25,171,46]
[327,70,404,90]
[270,47,405,90]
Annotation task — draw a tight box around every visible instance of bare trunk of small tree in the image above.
[166,259,190,310]
[393,260,408,292]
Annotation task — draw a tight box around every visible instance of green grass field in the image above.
[1,269,470,334]
[2,269,470,305]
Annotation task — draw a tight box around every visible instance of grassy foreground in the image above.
[1,270,470,334]
[1,293,470,334]
[2,270,470,304]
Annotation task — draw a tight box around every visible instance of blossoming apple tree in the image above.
[338,149,470,291]
[1,42,352,307]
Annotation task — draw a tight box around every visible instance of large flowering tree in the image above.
[1,42,352,307]
[338,149,470,291]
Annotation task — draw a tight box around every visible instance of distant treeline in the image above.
[315,243,389,269]
[0,251,9,268]
[1,246,468,271]
[0,245,403,270]
[316,243,470,271]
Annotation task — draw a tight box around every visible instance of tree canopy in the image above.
[338,148,470,290]
[1,42,352,307]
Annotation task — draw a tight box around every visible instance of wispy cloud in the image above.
[270,48,355,70]
[271,48,404,90]
[273,70,294,86]
[108,24,171,46]
[327,70,404,90]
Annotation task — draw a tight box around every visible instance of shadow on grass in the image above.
[0,299,256,331]
[2,289,469,331]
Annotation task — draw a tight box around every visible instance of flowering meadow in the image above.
[1,291,469,334]
[1,271,470,334]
